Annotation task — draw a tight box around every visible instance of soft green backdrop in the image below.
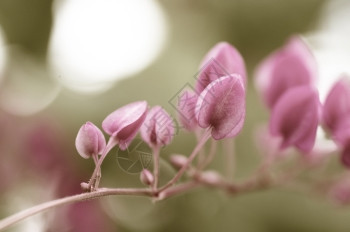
[2,0,350,232]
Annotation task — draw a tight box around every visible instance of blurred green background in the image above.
[1,0,350,231]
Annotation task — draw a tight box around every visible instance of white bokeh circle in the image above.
[49,0,168,93]
[0,47,61,116]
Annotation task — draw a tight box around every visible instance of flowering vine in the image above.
[1,35,350,231]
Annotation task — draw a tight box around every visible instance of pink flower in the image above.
[323,76,350,134]
[331,117,350,168]
[140,106,175,148]
[269,86,320,153]
[102,101,148,150]
[255,36,317,109]
[177,90,198,131]
[196,42,246,93]
[196,74,245,140]
[322,76,350,168]
[75,122,106,159]
[332,117,350,147]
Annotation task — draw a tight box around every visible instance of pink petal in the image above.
[269,86,320,152]
[323,75,350,133]
[75,122,106,159]
[196,74,246,140]
[102,101,148,150]
[196,42,246,93]
[332,117,350,147]
[177,90,198,131]
[255,36,317,109]
[140,106,175,147]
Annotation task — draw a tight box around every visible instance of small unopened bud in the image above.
[140,169,154,186]
[170,154,188,169]
[75,122,106,159]
[200,170,222,185]
[80,182,90,191]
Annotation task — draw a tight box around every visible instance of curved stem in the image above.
[0,151,296,232]
[194,129,206,165]
[197,138,217,170]
[0,188,152,231]
[223,139,235,181]
[152,146,160,190]
[158,129,211,192]
[157,181,200,200]
[88,138,118,189]
[92,154,101,188]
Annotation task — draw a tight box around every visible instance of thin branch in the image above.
[152,146,160,190]
[158,181,200,200]
[195,129,206,165]
[223,139,235,181]
[0,160,300,232]
[197,138,217,170]
[0,188,152,231]
[88,138,118,189]
[158,129,212,192]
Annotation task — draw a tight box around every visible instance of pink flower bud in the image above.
[196,74,246,140]
[323,76,350,134]
[269,86,320,153]
[196,42,246,93]
[255,36,317,109]
[140,106,175,148]
[102,101,148,150]
[169,154,188,169]
[140,169,154,186]
[80,182,90,191]
[323,77,350,168]
[325,115,350,169]
[75,122,106,159]
[177,90,198,131]
[200,170,222,186]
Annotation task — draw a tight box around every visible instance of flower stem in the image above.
[195,129,206,165]
[158,129,211,192]
[92,154,101,188]
[197,138,217,170]
[88,138,118,190]
[0,151,288,232]
[223,139,235,181]
[0,188,152,231]
[157,181,200,200]
[152,146,160,191]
